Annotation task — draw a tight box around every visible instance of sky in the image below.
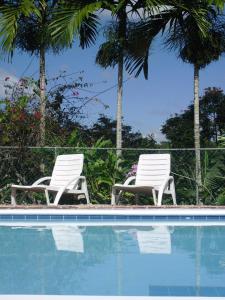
[1,34,225,142]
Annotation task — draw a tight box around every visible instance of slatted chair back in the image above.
[50,154,84,189]
[135,154,171,188]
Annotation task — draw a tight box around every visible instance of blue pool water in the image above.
[0,223,225,296]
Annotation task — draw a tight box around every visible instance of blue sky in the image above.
[1,35,225,141]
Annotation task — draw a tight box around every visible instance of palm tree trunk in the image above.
[116,52,123,156]
[194,64,202,205]
[116,9,126,157]
[39,46,46,146]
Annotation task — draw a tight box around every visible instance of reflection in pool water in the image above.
[0,224,225,296]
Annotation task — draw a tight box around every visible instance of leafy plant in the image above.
[83,138,124,204]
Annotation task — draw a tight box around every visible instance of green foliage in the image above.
[50,1,101,48]
[83,139,123,203]
[200,150,225,205]
[162,87,225,148]
[118,1,218,78]
[87,114,156,148]
[15,0,63,56]
[0,0,39,54]
[0,91,40,146]
[165,5,225,69]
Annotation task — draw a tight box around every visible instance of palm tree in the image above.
[165,9,225,204]
[14,0,61,146]
[0,0,98,146]
[50,0,209,155]
[0,0,57,146]
[95,4,130,156]
[50,0,144,155]
[115,1,225,204]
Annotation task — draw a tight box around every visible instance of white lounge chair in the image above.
[11,154,90,206]
[50,225,84,253]
[111,154,176,206]
[136,226,171,254]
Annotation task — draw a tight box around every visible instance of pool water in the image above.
[0,224,225,296]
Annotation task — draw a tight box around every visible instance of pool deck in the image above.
[0,205,225,216]
[0,204,225,213]
[0,205,225,209]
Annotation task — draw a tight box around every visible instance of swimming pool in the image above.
[0,208,225,299]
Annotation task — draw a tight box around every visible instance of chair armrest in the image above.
[57,176,82,191]
[160,176,174,191]
[124,176,136,185]
[32,177,52,186]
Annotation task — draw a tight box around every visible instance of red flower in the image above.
[19,112,26,121]
[34,111,42,120]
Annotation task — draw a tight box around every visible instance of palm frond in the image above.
[124,16,169,78]
[79,13,99,48]
[0,0,38,54]
[96,40,120,68]
[50,2,102,47]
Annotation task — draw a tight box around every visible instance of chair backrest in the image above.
[135,154,170,187]
[50,154,84,188]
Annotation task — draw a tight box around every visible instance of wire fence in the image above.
[0,146,225,205]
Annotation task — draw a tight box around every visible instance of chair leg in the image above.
[11,188,17,206]
[152,189,157,205]
[81,179,90,204]
[45,189,50,205]
[117,191,123,204]
[53,188,65,206]
[157,188,164,206]
[170,180,177,205]
[84,182,90,204]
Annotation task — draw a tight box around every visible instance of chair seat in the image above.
[11,184,48,191]
[11,184,84,194]
[114,184,154,193]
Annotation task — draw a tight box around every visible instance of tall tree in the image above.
[0,0,99,145]
[115,1,225,203]
[15,0,60,146]
[50,0,143,155]
[0,0,57,145]
[95,3,131,155]
[50,0,213,155]
[165,7,225,203]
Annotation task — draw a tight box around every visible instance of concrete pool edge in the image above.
[0,207,225,216]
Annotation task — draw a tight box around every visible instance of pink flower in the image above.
[73,91,79,96]
[127,164,138,177]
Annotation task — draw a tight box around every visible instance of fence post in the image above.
[195,148,202,205]
[54,147,57,160]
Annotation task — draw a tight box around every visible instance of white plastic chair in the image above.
[11,154,90,206]
[111,154,176,206]
[136,226,171,254]
[50,225,84,253]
